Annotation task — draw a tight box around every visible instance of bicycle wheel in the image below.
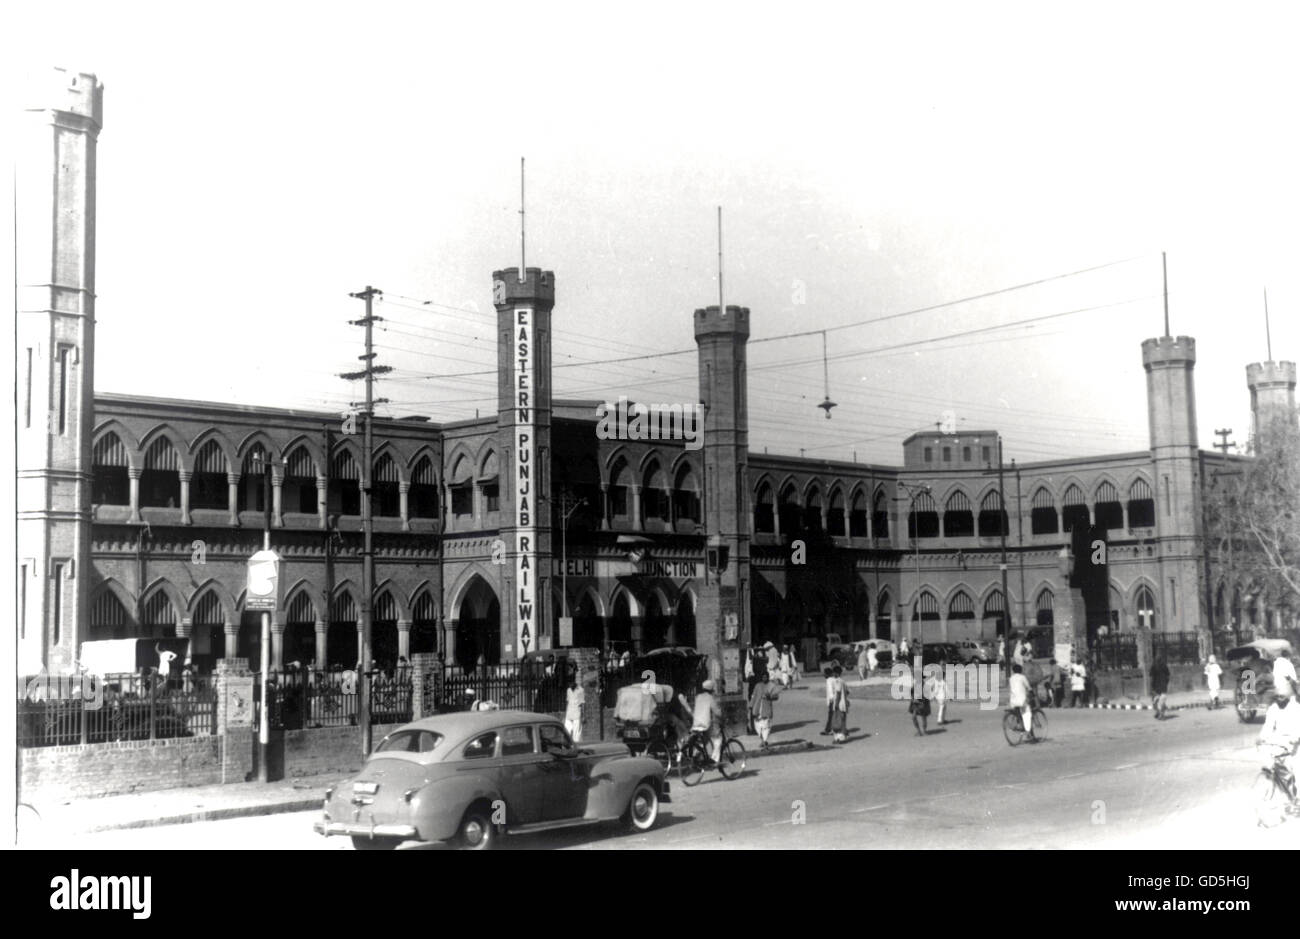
[718,739,747,780]
[1031,710,1048,742]
[646,740,674,774]
[1254,770,1286,828]
[680,740,706,787]
[1002,711,1024,747]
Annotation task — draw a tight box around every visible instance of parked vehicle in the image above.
[955,639,996,664]
[921,643,965,666]
[315,710,670,850]
[1229,639,1293,723]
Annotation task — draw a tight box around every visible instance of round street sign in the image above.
[246,549,281,611]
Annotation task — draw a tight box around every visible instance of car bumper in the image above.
[313,819,419,840]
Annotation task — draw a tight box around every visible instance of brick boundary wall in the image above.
[20,727,255,802]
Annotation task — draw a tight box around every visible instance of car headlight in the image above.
[403,788,421,803]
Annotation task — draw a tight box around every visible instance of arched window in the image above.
[1135,585,1157,630]
[1095,480,1123,530]
[642,461,670,525]
[191,440,229,510]
[983,589,1006,635]
[91,589,130,640]
[142,436,182,508]
[1214,583,1226,622]
[373,453,401,518]
[673,463,701,526]
[480,450,500,515]
[778,483,802,538]
[142,590,177,638]
[944,490,974,538]
[849,490,868,538]
[948,590,975,622]
[827,488,846,537]
[92,432,130,505]
[1127,478,1155,528]
[285,592,316,666]
[448,455,473,518]
[193,590,225,663]
[978,490,1007,537]
[908,491,939,539]
[872,489,889,539]
[754,481,776,534]
[284,446,318,514]
[412,591,438,655]
[1062,484,1089,532]
[804,486,824,534]
[609,459,632,520]
[875,590,892,641]
[912,589,940,623]
[1036,588,1054,626]
[329,449,361,517]
[240,445,271,513]
[410,456,438,519]
[1031,487,1058,535]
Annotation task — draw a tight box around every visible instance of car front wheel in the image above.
[623,780,660,832]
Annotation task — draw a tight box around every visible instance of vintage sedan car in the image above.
[955,639,996,665]
[314,710,670,850]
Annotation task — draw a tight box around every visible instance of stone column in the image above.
[129,468,142,522]
[397,618,411,660]
[224,620,239,659]
[630,485,642,531]
[179,471,192,524]
[410,651,440,719]
[227,474,239,526]
[356,619,365,669]
[314,619,327,669]
[664,487,675,530]
[600,483,611,531]
[272,466,284,528]
[444,620,457,665]
[271,621,285,669]
[399,481,411,531]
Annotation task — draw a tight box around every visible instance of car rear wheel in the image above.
[622,781,660,832]
[350,835,400,851]
[456,806,498,850]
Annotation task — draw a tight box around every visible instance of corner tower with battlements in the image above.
[1141,335,1203,632]
[1246,359,1297,450]
[694,304,750,697]
[16,69,104,673]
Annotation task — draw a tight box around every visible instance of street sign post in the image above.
[246,548,280,782]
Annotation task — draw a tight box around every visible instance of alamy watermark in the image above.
[595,396,702,451]
[25,658,103,709]
[890,657,1002,710]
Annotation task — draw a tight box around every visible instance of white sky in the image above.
[8,0,1300,466]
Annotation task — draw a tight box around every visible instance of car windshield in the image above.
[374,730,444,754]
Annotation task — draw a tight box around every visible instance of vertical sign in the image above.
[515,305,536,655]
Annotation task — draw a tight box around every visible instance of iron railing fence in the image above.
[18,672,217,748]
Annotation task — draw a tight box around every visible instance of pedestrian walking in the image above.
[1048,658,1065,708]
[779,645,795,688]
[908,685,930,736]
[765,641,780,676]
[867,642,879,675]
[1274,648,1299,699]
[564,672,585,743]
[821,665,836,735]
[749,668,780,749]
[1204,655,1223,709]
[1150,656,1171,719]
[857,645,870,680]
[926,666,949,725]
[830,665,850,743]
[899,638,911,663]
[1069,657,1087,708]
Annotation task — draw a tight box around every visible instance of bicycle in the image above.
[1002,704,1047,746]
[1253,747,1299,828]
[679,726,747,786]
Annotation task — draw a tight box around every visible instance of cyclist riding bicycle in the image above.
[1008,663,1036,742]
[1258,685,1300,788]
[692,679,724,765]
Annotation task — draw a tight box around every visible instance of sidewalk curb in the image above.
[47,796,324,836]
[1087,700,1228,713]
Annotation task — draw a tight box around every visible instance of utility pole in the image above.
[1013,459,1027,641]
[1213,428,1235,455]
[997,438,1011,660]
[341,286,390,756]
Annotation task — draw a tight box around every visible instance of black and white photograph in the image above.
[6,0,1298,906]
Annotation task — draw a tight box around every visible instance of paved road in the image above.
[30,687,1297,850]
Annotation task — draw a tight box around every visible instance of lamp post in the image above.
[896,481,931,646]
[248,451,279,783]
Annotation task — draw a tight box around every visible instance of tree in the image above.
[1206,408,1300,637]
